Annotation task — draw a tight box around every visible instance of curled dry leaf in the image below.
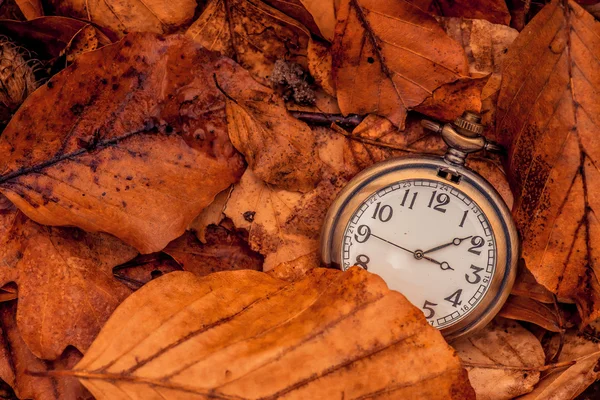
[342,114,514,207]
[520,331,600,399]
[64,24,112,64]
[186,0,309,84]
[65,268,475,399]
[498,295,563,332]
[47,0,196,37]
[453,318,545,400]
[263,0,336,41]
[0,207,137,359]
[496,0,600,324]
[188,187,231,243]
[511,262,556,304]
[0,33,245,253]
[216,62,323,192]
[164,228,263,277]
[431,0,511,25]
[332,0,470,128]
[0,302,92,400]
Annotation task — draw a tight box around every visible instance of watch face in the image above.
[341,178,497,329]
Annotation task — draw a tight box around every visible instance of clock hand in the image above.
[422,235,473,255]
[371,234,454,271]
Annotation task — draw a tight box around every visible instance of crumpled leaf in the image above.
[216,62,323,192]
[453,318,545,400]
[0,301,92,400]
[520,331,600,399]
[431,0,511,25]
[0,33,245,253]
[66,267,475,399]
[186,0,309,83]
[496,0,600,325]
[164,228,263,276]
[498,295,563,332]
[0,207,137,359]
[332,0,470,128]
[263,0,336,41]
[47,0,196,37]
[342,114,514,206]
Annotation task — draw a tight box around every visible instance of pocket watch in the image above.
[320,112,519,340]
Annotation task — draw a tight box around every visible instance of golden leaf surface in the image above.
[216,62,323,192]
[0,206,137,360]
[0,33,245,254]
[332,0,470,128]
[47,0,196,36]
[454,318,545,400]
[186,0,309,83]
[496,0,600,324]
[66,268,475,399]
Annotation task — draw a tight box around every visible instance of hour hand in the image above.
[422,235,472,255]
[423,256,454,271]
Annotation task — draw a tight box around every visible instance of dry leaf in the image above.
[112,253,182,290]
[441,17,519,135]
[47,0,196,37]
[520,331,600,399]
[307,38,336,97]
[267,252,321,282]
[432,0,511,25]
[498,295,563,332]
[0,302,92,400]
[64,24,111,64]
[0,208,137,359]
[188,187,231,243]
[186,0,309,84]
[332,0,470,128]
[453,318,545,400]
[164,228,263,276]
[496,0,600,325]
[64,267,475,399]
[511,263,556,304]
[0,33,245,254]
[263,0,336,41]
[14,0,43,19]
[216,61,323,192]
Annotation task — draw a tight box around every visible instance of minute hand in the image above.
[371,233,415,255]
[422,235,472,254]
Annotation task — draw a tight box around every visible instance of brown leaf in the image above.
[342,114,514,207]
[47,0,196,37]
[112,253,182,290]
[498,295,563,332]
[186,0,310,84]
[263,0,336,41]
[14,0,42,19]
[453,318,545,400]
[332,0,470,128]
[267,252,321,282]
[65,268,475,399]
[307,38,336,97]
[64,24,112,64]
[216,62,323,192]
[0,33,245,254]
[520,331,600,399]
[496,0,600,325]
[511,263,556,304]
[0,302,92,400]
[0,208,137,359]
[164,227,263,276]
[431,0,511,25]
[188,187,231,243]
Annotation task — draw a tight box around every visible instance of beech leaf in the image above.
[0,207,137,360]
[0,33,245,253]
[65,268,475,399]
[496,0,600,324]
[332,0,470,127]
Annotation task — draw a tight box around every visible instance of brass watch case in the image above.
[320,156,519,340]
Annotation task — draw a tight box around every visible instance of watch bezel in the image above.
[320,155,519,340]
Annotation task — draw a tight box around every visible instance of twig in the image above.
[289,111,365,127]
[462,359,576,372]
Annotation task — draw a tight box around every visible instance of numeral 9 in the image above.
[354,225,371,243]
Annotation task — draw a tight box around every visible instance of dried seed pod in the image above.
[0,36,39,116]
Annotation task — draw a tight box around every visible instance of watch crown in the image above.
[454,111,484,136]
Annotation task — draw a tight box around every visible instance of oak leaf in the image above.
[164,228,263,276]
[453,318,545,400]
[216,61,323,192]
[0,301,92,400]
[47,0,196,36]
[0,33,245,253]
[65,268,475,399]
[496,0,600,325]
[332,0,470,128]
[186,0,310,84]
[0,207,137,359]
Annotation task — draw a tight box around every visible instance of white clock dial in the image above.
[341,178,497,329]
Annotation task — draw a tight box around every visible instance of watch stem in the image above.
[421,119,442,134]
